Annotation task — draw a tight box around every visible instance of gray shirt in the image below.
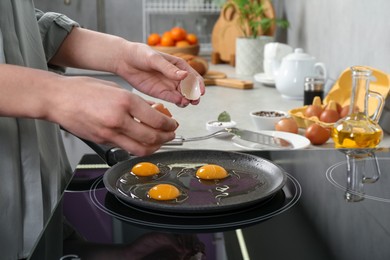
[0,1,78,258]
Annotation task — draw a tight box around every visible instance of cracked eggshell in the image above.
[179,73,201,100]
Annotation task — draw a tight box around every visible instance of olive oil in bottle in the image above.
[331,66,385,149]
[332,113,383,148]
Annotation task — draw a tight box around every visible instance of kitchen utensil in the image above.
[227,128,293,148]
[100,173,299,232]
[101,149,287,214]
[232,130,310,150]
[166,127,293,148]
[273,48,327,99]
[203,70,253,89]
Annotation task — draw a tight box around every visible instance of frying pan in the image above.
[86,142,287,214]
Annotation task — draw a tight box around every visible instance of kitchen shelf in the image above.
[142,0,221,54]
[144,0,220,13]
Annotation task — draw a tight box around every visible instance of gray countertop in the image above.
[133,63,390,151]
[66,63,390,150]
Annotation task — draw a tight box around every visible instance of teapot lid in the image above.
[283,48,315,61]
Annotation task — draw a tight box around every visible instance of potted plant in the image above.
[229,0,289,38]
[211,0,289,76]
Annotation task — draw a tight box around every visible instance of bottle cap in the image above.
[304,76,324,91]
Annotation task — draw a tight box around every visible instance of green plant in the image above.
[225,0,289,38]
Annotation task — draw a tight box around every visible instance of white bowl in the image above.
[250,110,287,131]
[206,120,237,138]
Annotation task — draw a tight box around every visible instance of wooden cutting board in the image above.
[211,0,276,65]
[203,70,253,89]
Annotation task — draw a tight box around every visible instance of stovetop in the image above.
[36,149,390,259]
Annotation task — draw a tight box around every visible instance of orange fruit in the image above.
[186,33,198,45]
[162,31,173,38]
[160,35,175,47]
[171,27,187,41]
[175,40,190,47]
[147,33,161,46]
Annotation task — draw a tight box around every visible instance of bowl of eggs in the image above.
[288,97,343,129]
[250,110,288,131]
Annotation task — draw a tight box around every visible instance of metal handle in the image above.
[163,129,230,145]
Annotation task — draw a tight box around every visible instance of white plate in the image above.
[254,73,275,86]
[232,130,310,150]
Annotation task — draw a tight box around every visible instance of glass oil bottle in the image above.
[331,66,385,149]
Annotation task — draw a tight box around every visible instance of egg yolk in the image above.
[131,162,160,177]
[148,184,180,201]
[196,164,228,180]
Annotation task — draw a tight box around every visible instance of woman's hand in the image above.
[50,28,205,108]
[114,42,205,107]
[47,75,178,156]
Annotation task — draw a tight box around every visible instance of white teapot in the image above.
[273,48,327,99]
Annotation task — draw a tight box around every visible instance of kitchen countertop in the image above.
[132,63,390,150]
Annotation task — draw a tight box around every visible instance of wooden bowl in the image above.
[152,44,200,56]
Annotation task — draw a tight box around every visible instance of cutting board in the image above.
[211,0,276,66]
[203,70,253,89]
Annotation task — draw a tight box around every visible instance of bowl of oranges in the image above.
[147,27,200,56]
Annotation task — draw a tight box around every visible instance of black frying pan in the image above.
[85,141,287,214]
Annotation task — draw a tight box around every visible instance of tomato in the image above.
[305,123,330,145]
[275,118,299,134]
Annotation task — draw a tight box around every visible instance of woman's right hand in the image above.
[47,75,178,156]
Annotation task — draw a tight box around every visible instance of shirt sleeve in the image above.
[35,9,79,63]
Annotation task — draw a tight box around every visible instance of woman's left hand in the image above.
[115,42,205,107]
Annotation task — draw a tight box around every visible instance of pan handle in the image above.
[61,127,131,166]
[82,139,131,166]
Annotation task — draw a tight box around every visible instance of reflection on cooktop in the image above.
[326,157,390,203]
[87,173,301,232]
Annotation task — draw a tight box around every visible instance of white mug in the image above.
[263,42,293,78]
[263,58,275,79]
[264,42,293,60]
